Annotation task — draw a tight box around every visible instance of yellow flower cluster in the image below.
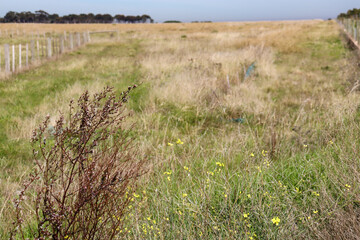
[271,217,280,225]
[167,138,184,146]
[216,162,225,167]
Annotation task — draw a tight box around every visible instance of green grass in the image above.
[1,21,360,239]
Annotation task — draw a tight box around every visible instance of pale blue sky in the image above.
[0,0,358,22]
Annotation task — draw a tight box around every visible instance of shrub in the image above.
[10,85,145,239]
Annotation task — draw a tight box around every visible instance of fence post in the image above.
[42,39,45,58]
[83,32,87,44]
[69,33,74,50]
[19,44,22,70]
[52,38,55,56]
[31,40,35,62]
[47,38,52,57]
[77,32,81,47]
[64,31,67,41]
[88,31,91,42]
[37,40,40,60]
[12,45,15,72]
[60,36,64,54]
[4,44,10,72]
[26,44,29,67]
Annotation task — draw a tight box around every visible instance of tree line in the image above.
[0,10,154,23]
[338,8,360,19]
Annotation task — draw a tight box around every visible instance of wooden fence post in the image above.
[64,31,67,41]
[26,44,29,67]
[83,32,87,44]
[87,31,91,42]
[60,36,64,54]
[77,32,81,47]
[12,45,15,72]
[42,39,45,58]
[37,40,40,60]
[47,38,52,57]
[69,33,74,50]
[31,40,35,62]
[52,38,55,56]
[4,44,10,72]
[19,44,22,70]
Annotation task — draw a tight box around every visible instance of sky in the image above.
[0,0,358,22]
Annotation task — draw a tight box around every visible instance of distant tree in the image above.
[35,10,50,23]
[4,11,19,22]
[115,14,125,23]
[164,20,182,23]
[1,10,153,24]
[338,8,360,19]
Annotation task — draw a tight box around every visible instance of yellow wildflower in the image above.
[243,213,249,218]
[250,153,255,157]
[176,139,184,144]
[182,193,188,197]
[216,162,225,167]
[312,191,320,197]
[167,142,174,146]
[271,217,280,225]
[262,150,267,156]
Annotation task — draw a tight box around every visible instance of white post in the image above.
[12,45,15,72]
[69,33,74,50]
[31,40,35,62]
[19,44,22,69]
[37,40,40,60]
[77,32,81,47]
[4,44,10,72]
[60,37,64,54]
[47,38,52,57]
[83,32,87,44]
[26,44,29,67]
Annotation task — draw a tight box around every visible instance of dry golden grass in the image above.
[2,20,360,239]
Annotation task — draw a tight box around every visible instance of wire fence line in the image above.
[0,31,91,78]
[338,18,360,49]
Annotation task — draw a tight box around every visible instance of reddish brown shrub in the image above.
[10,85,145,239]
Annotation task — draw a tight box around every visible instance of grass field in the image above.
[1,20,360,239]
